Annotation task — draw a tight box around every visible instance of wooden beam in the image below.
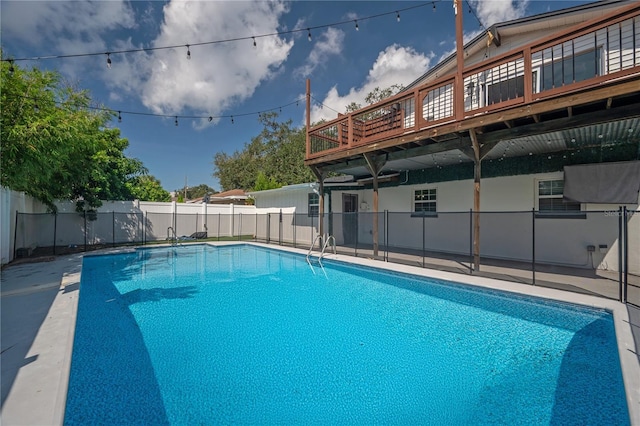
[469,128,481,272]
[363,153,387,258]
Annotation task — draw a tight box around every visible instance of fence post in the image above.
[623,206,628,303]
[422,214,425,268]
[293,213,297,248]
[384,210,388,262]
[84,210,87,252]
[255,213,258,242]
[13,210,19,260]
[532,208,536,286]
[195,213,199,241]
[113,211,116,247]
[618,206,623,302]
[53,212,58,255]
[143,211,147,246]
[469,209,473,274]
[238,213,242,241]
[279,210,282,245]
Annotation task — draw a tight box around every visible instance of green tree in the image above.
[174,184,218,200]
[213,112,314,191]
[128,175,171,202]
[1,59,146,212]
[345,84,405,112]
[253,171,281,191]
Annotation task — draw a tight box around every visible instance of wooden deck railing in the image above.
[307,3,640,160]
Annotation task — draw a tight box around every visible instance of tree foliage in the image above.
[253,171,281,191]
[213,112,314,191]
[174,184,218,200]
[128,175,171,202]
[345,84,405,112]
[1,60,147,212]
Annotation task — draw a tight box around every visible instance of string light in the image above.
[175,116,178,126]
[8,59,14,73]
[252,37,256,48]
[118,111,122,123]
[186,45,191,60]
[7,92,308,126]
[231,116,234,124]
[354,20,359,31]
[3,3,436,65]
[106,53,112,69]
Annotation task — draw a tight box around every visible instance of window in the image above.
[534,48,602,93]
[486,75,524,106]
[414,188,437,215]
[308,193,319,217]
[537,180,582,215]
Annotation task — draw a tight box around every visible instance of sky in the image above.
[1,0,592,193]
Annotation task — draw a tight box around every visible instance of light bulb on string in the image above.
[231,116,234,124]
[8,59,15,74]
[208,116,213,122]
[118,111,122,123]
[396,11,400,22]
[175,116,178,126]
[354,20,359,31]
[307,29,312,42]
[252,37,257,48]
[186,45,191,60]
[432,2,436,12]
[106,53,112,69]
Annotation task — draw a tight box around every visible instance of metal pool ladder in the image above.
[167,227,184,247]
[306,234,336,267]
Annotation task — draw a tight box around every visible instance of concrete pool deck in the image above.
[1,242,639,425]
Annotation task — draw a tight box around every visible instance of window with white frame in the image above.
[537,180,581,213]
[414,188,437,214]
[308,193,319,217]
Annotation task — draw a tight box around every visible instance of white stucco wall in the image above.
[257,171,638,272]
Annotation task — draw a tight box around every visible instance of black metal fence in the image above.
[13,208,638,306]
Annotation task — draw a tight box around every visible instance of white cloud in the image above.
[2,0,293,129]
[107,0,294,128]
[310,45,432,123]
[294,27,345,79]
[468,0,529,28]
[1,1,136,51]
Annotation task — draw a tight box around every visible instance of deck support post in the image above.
[470,128,481,271]
[363,153,387,258]
[310,166,327,245]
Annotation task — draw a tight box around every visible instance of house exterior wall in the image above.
[328,171,639,272]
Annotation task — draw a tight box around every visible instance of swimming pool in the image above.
[65,244,630,425]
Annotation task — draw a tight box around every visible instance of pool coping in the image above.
[1,241,638,425]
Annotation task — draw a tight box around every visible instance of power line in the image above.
[8,92,306,124]
[1,2,439,64]
[464,0,485,30]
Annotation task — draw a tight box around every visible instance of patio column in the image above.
[470,128,481,271]
[310,166,327,243]
[364,153,387,258]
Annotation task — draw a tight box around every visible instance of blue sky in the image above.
[1,0,590,193]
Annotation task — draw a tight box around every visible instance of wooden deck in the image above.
[306,3,640,173]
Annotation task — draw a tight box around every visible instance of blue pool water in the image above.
[65,244,629,425]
